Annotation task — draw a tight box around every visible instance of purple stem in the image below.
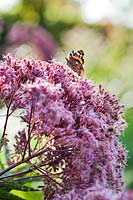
[0,147,49,177]
[22,103,34,160]
[0,103,11,150]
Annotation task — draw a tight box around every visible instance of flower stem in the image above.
[0,147,49,177]
[0,103,11,151]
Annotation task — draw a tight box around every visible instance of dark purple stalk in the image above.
[33,165,66,189]
[22,103,34,160]
[0,169,32,180]
[0,147,49,177]
[0,102,11,150]
[12,175,44,182]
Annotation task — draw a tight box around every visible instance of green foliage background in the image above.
[0,0,133,199]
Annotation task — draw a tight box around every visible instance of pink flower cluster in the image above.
[0,55,127,199]
[5,23,56,60]
[53,184,130,200]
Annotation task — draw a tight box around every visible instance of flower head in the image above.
[0,55,127,198]
[5,24,56,60]
[53,184,122,200]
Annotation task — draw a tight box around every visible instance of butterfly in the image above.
[66,50,85,76]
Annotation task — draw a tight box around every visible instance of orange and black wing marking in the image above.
[66,50,85,76]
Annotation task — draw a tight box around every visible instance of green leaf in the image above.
[0,189,24,200]
[0,181,39,192]
[11,190,43,200]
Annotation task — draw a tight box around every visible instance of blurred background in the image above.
[0,0,133,190]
